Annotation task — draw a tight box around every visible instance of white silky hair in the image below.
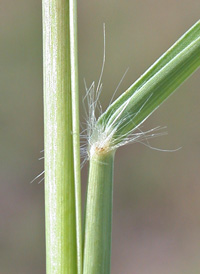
[81,24,181,165]
[30,150,45,184]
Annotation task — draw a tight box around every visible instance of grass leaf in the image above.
[97,21,200,146]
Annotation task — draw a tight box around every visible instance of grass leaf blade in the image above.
[98,21,200,145]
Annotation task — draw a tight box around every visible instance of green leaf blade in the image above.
[98,21,200,146]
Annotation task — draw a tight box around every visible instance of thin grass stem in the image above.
[69,0,82,273]
[83,150,115,274]
[43,0,77,273]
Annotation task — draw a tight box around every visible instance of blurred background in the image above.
[0,1,200,273]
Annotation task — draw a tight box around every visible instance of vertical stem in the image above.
[83,151,115,274]
[69,0,82,273]
[43,1,77,273]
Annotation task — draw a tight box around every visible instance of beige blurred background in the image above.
[0,1,200,273]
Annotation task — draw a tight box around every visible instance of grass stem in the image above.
[69,0,82,272]
[43,0,77,273]
[83,150,115,274]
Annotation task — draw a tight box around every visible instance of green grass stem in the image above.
[69,0,82,273]
[83,151,115,274]
[43,0,78,273]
